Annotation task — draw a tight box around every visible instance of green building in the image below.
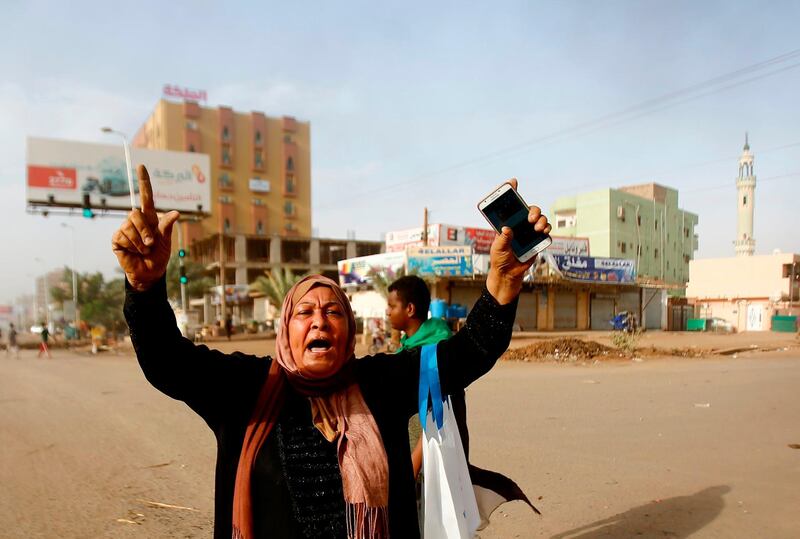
[550,183,698,286]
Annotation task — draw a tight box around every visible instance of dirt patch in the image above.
[634,345,711,358]
[502,338,625,362]
[502,338,717,362]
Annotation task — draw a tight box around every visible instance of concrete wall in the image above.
[687,253,798,300]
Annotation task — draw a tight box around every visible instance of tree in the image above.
[366,266,432,299]
[250,267,306,312]
[51,268,125,331]
[165,258,215,302]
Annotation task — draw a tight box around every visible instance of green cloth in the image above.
[396,317,452,353]
[397,317,453,450]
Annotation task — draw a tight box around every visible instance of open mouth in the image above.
[306,338,332,353]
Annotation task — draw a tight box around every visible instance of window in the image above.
[252,197,264,206]
[286,157,294,172]
[219,195,233,204]
[618,241,627,254]
[654,220,658,230]
[637,215,642,226]
[284,200,295,217]
[684,227,689,238]
[684,255,690,264]
[743,195,748,205]
[285,174,296,194]
[254,151,264,169]
[654,248,659,258]
[219,173,233,189]
[222,147,231,166]
[223,218,231,234]
[554,211,576,228]
[256,221,264,235]
[222,126,230,141]
[284,134,293,144]
[188,144,196,153]
[186,120,198,130]
[255,130,262,144]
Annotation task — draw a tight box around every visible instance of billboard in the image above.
[26,137,211,214]
[407,246,473,277]
[546,236,590,257]
[385,225,440,252]
[338,252,407,286]
[549,254,636,284]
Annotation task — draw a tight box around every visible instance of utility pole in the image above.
[219,228,227,328]
[176,222,187,312]
[422,207,429,246]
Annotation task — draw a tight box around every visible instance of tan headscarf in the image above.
[232,275,389,539]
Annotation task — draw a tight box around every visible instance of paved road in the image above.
[1,348,799,538]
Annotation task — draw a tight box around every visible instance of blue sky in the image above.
[1,0,799,304]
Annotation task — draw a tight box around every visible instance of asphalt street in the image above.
[1,347,799,538]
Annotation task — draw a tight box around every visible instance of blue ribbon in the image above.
[418,343,445,431]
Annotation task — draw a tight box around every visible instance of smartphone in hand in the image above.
[478,181,552,262]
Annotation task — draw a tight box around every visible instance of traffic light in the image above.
[179,265,188,285]
[82,193,95,219]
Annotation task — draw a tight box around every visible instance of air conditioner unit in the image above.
[617,206,625,219]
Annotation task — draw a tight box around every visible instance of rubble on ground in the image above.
[502,338,624,362]
[502,338,714,362]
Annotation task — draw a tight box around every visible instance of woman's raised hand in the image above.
[486,178,551,304]
[111,165,181,291]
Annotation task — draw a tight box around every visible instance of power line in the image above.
[545,140,800,198]
[317,48,800,211]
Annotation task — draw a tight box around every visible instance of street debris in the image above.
[143,461,173,469]
[502,338,622,362]
[136,498,200,512]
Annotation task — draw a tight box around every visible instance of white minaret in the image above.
[734,133,756,256]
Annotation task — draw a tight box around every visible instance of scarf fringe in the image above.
[345,502,389,539]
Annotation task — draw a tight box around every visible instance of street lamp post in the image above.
[60,223,80,332]
[34,257,50,328]
[101,127,136,209]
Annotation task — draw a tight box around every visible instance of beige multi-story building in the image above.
[687,253,800,331]
[132,99,311,246]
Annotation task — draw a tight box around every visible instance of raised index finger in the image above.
[138,164,155,213]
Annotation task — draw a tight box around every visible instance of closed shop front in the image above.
[554,290,577,329]
[617,290,640,316]
[590,296,615,329]
[515,290,538,330]
[448,283,483,316]
[642,289,663,329]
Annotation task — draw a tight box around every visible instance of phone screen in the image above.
[482,188,550,257]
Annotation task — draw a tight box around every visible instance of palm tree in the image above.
[250,267,306,312]
[367,266,406,299]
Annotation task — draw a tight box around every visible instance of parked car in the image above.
[707,317,735,333]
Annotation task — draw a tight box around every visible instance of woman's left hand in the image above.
[486,178,551,304]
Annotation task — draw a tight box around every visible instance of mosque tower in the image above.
[734,133,756,256]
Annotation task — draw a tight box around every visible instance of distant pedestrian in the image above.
[6,323,19,359]
[38,325,52,359]
[225,315,233,341]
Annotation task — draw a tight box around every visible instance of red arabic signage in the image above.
[162,84,207,102]
[27,166,77,189]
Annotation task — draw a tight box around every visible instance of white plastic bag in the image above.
[419,344,480,539]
